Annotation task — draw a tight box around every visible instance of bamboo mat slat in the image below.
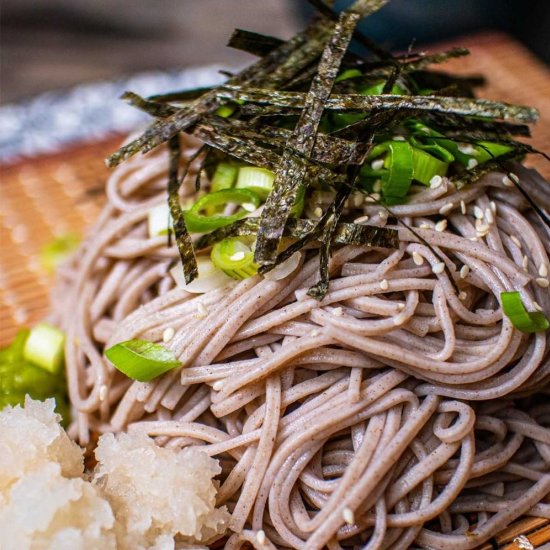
[0,33,549,548]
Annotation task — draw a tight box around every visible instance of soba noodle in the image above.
[51,135,550,549]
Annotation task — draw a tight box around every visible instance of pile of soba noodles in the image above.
[49,133,550,549]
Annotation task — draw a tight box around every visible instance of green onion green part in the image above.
[184,188,262,233]
[211,161,240,191]
[501,291,549,334]
[23,323,65,375]
[105,339,181,382]
[236,166,275,199]
[211,237,258,279]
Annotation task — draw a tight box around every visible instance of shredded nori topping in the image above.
[106,0,544,298]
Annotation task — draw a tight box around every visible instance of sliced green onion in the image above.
[148,203,173,237]
[105,339,181,382]
[184,189,261,233]
[236,166,275,199]
[290,184,306,218]
[501,291,549,334]
[366,141,415,203]
[360,82,405,95]
[211,237,258,279]
[40,233,80,274]
[412,148,449,186]
[473,141,514,164]
[23,323,65,375]
[335,68,363,82]
[215,104,236,118]
[409,135,455,163]
[211,162,239,192]
[170,255,234,293]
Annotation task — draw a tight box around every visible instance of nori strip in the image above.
[306,175,356,299]
[219,86,538,123]
[167,135,197,284]
[194,217,398,250]
[227,29,284,57]
[254,5,363,267]
[410,70,485,96]
[403,47,470,72]
[306,0,394,60]
[148,86,214,103]
[107,15,340,167]
[121,91,178,118]
[417,113,531,138]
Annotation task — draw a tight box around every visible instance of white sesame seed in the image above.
[354,215,370,224]
[429,175,443,189]
[393,135,406,141]
[485,208,494,224]
[412,252,424,266]
[419,223,431,229]
[490,201,497,213]
[242,202,256,212]
[467,158,478,170]
[380,279,389,290]
[459,291,468,301]
[162,327,175,343]
[502,175,515,188]
[365,192,381,203]
[99,385,108,402]
[342,507,355,525]
[460,200,466,215]
[435,219,448,232]
[432,262,445,274]
[474,206,484,219]
[332,307,344,317]
[533,301,543,312]
[196,302,208,318]
[256,530,266,546]
[476,223,489,234]
[314,207,323,217]
[397,303,405,310]
[510,235,522,248]
[477,229,489,238]
[523,256,529,270]
[460,265,470,279]
[353,193,365,207]
[393,312,408,326]
[212,380,224,391]
[469,236,478,242]
[509,172,519,183]
[439,202,454,215]
[310,330,320,337]
[371,159,385,170]
[539,263,548,277]
[458,144,476,155]
[536,277,549,288]
[230,251,246,261]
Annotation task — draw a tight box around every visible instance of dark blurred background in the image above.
[2,0,549,104]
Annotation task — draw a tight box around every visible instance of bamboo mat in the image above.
[0,33,549,549]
